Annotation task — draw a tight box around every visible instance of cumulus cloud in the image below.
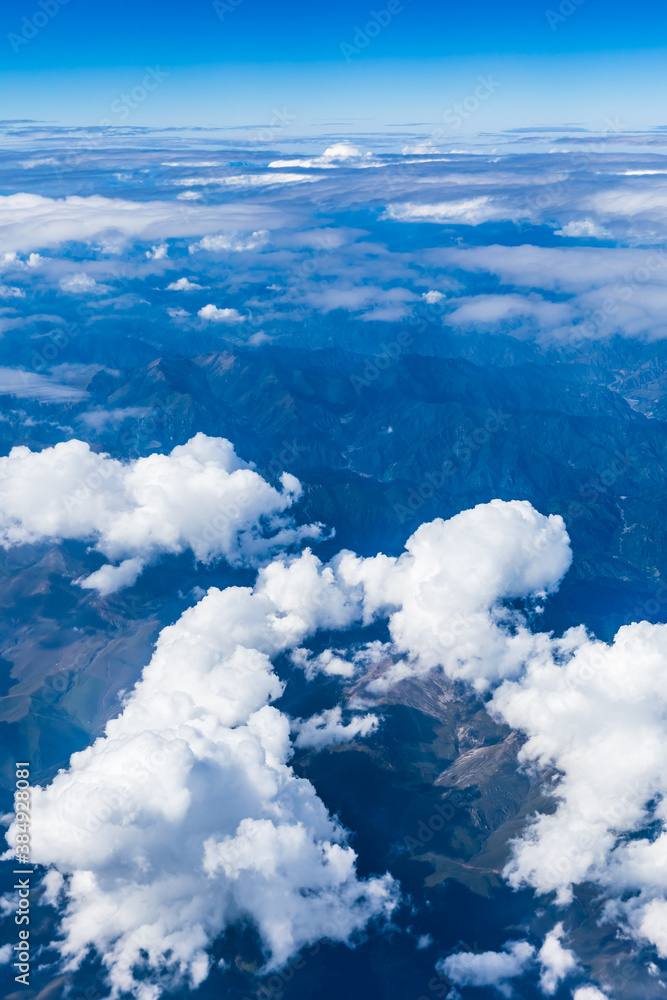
[59,272,107,294]
[307,495,667,970]
[292,706,380,750]
[572,988,610,1000]
[554,219,610,238]
[166,276,204,291]
[146,244,168,260]
[4,564,397,997]
[438,928,579,998]
[188,231,269,253]
[335,499,571,690]
[538,923,579,996]
[268,142,372,170]
[198,304,245,323]
[490,618,667,959]
[438,941,536,998]
[0,433,321,593]
[263,498,667,970]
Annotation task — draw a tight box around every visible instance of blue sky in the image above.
[2,0,666,132]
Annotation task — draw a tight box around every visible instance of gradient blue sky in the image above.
[1,0,665,131]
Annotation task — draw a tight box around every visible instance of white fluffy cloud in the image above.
[554,219,610,238]
[59,272,107,294]
[538,923,579,996]
[438,941,536,998]
[438,926,580,998]
[266,498,667,974]
[292,706,380,750]
[268,142,371,170]
[188,230,269,253]
[491,619,667,960]
[166,276,203,291]
[7,479,666,989]
[5,561,397,998]
[311,497,667,972]
[198,304,245,323]
[0,433,321,593]
[334,499,571,690]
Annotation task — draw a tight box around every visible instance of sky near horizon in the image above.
[1,0,666,132]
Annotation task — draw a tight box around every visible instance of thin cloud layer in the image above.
[0,193,290,254]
